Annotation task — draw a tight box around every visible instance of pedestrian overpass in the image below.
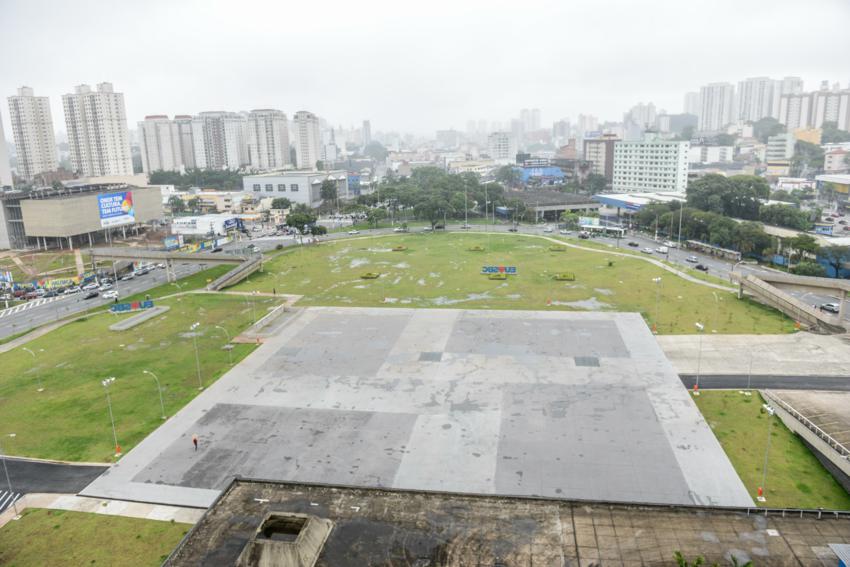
[89,247,254,283]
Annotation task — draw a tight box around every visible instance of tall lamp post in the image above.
[21,347,44,392]
[142,370,166,420]
[694,322,705,394]
[101,377,120,456]
[652,277,662,333]
[0,437,20,519]
[215,325,233,365]
[190,322,203,390]
[760,405,776,501]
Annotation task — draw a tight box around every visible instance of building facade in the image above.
[612,135,689,193]
[487,131,516,165]
[192,111,249,170]
[766,133,796,161]
[825,148,850,173]
[683,92,700,116]
[736,77,775,122]
[293,111,321,170]
[62,83,133,176]
[0,114,12,189]
[583,134,619,182]
[7,86,58,181]
[246,109,290,171]
[242,170,349,208]
[698,82,735,132]
[778,84,850,131]
[174,115,197,169]
[688,145,733,164]
[138,115,182,173]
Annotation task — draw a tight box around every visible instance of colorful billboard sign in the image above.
[481,266,517,275]
[98,191,135,228]
[579,216,600,227]
[110,300,154,313]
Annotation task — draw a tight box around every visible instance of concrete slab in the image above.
[82,307,752,508]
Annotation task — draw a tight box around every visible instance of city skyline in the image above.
[1,0,849,136]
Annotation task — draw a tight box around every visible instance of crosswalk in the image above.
[0,490,21,514]
[0,295,67,319]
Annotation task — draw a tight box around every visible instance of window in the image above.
[278,184,285,192]
[252,184,260,192]
[290,184,299,192]
[265,184,273,192]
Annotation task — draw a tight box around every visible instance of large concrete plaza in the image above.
[83,307,753,508]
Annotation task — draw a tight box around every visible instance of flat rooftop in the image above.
[83,308,751,508]
[770,390,850,448]
[165,479,850,566]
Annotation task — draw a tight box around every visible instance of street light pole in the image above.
[143,370,166,420]
[0,438,20,519]
[101,377,120,456]
[694,322,705,393]
[22,347,44,392]
[190,322,203,390]
[215,325,232,365]
[677,200,684,256]
[652,277,662,333]
[761,406,775,500]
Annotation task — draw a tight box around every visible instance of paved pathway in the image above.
[0,490,21,514]
[679,374,850,391]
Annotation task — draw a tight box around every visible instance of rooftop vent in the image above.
[236,512,332,567]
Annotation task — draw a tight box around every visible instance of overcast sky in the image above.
[1,0,849,137]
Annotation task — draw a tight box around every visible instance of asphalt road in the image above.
[0,262,206,340]
[680,374,850,391]
[0,457,107,512]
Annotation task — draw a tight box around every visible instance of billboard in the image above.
[98,191,135,228]
[579,216,600,227]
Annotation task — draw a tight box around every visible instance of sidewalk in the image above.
[0,493,205,529]
[656,332,850,376]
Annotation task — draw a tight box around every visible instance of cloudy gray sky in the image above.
[1,0,849,136]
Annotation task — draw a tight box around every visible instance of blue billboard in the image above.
[98,191,135,228]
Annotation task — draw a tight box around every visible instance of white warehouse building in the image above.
[612,134,689,193]
[170,214,239,236]
[241,170,350,208]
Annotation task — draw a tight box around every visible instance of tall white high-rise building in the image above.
[683,92,700,116]
[612,134,689,193]
[771,76,804,119]
[174,115,197,169]
[0,114,12,188]
[293,111,321,170]
[487,131,517,165]
[778,84,850,131]
[625,102,657,128]
[698,82,735,132]
[736,77,776,122]
[246,109,290,170]
[7,86,58,180]
[362,120,371,146]
[62,83,133,176]
[138,115,182,173]
[193,111,248,170]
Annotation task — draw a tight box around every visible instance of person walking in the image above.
[192,433,199,451]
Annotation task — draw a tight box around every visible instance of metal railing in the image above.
[762,389,850,459]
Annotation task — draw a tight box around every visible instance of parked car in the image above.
[839,220,847,225]
[820,303,840,314]
[134,268,149,276]
[686,255,699,263]
[83,290,100,300]
[44,290,58,298]
[641,247,653,254]
[99,282,113,290]
[82,282,99,291]
[348,229,360,235]
[64,286,82,294]
[627,241,639,247]
[695,264,709,272]
[156,263,166,269]
[24,291,39,300]
[102,290,119,300]
[119,273,135,281]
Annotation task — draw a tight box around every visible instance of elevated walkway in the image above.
[205,256,263,291]
[731,273,846,334]
[90,247,251,283]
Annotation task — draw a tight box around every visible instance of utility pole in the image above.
[190,322,203,390]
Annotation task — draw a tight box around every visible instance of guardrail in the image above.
[737,274,845,333]
[762,389,850,460]
[205,256,263,291]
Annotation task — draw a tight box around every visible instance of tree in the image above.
[270,197,291,210]
[560,212,580,229]
[789,233,819,255]
[686,174,767,220]
[584,173,607,193]
[186,197,201,213]
[495,165,521,188]
[414,197,451,229]
[752,117,785,143]
[759,204,810,230]
[363,141,389,161]
[320,179,337,202]
[818,245,850,278]
[285,210,317,232]
[790,140,824,176]
[821,121,850,144]
[168,195,187,214]
[366,208,387,228]
[309,225,327,236]
[791,262,826,277]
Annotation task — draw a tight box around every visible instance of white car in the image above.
[543,226,553,233]
[685,255,699,263]
[641,247,654,254]
[393,227,405,232]
[120,273,135,281]
[102,290,119,300]
[82,282,99,291]
[560,229,570,235]
[99,283,113,290]
[64,287,82,294]
[348,229,360,235]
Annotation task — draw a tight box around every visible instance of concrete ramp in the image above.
[733,273,846,334]
[206,257,263,291]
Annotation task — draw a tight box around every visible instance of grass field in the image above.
[233,232,792,335]
[0,508,189,567]
[0,292,279,462]
[694,390,850,509]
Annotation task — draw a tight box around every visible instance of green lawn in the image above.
[0,508,189,567]
[0,293,279,462]
[234,232,792,334]
[694,390,850,509]
[121,263,233,302]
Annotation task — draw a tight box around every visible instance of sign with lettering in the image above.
[481,266,517,275]
[110,300,154,313]
[98,191,135,228]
